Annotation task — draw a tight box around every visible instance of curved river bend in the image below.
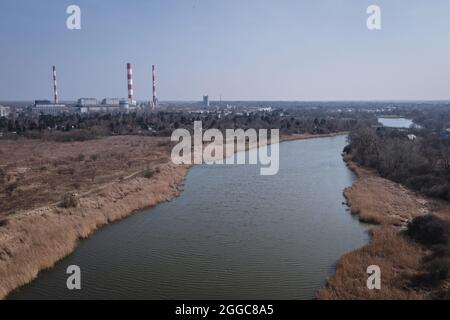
[10,136,368,300]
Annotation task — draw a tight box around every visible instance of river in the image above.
[9,135,368,300]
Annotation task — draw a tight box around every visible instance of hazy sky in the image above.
[1,0,450,101]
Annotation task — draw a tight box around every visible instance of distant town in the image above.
[2,62,450,120]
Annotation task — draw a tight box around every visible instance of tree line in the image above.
[347,126,450,200]
[0,108,377,142]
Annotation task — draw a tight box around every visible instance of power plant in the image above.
[27,63,161,115]
[28,65,69,115]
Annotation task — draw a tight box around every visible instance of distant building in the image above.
[0,105,11,117]
[101,98,120,106]
[80,106,121,114]
[203,95,210,107]
[119,99,130,110]
[32,100,69,115]
[32,103,69,115]
[79,98,129,114]
[407,134,417,141]
[78,98,98,106]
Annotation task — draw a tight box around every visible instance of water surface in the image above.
[378,117,414,128]
[10,136,368,300]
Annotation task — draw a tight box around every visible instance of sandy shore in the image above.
[0,132,347,299]
[317,160,450,299]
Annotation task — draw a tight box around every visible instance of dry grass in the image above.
[343,162,429,226]
[0,136,175,216]
[318,160,450,300]
[317,227,427,299]
[0,136,189,299]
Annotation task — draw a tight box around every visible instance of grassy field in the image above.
[0,136,189,299]
[0,136,175,218]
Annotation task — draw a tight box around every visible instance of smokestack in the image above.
[152,65,157,109]
[127,63,134,103]
[52,66,58,104]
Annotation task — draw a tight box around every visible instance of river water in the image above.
[9,136,368,300]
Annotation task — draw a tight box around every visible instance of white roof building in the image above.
[0,105,11,117]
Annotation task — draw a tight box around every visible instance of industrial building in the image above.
[101,98,120,105]
[32,100,70,115]
[0,105,11,117]
[78,98,98,106]
[80,105,120,113]
[28,66,70,115]
[79,98,129,113]
[28,63,159,116]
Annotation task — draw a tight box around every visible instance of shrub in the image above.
[407,215,450,289]
[72,182,81,190]
[406,215,450,247]
[424,258,450,282]
[0,168,5,185]
[143,168,155,179]
[0,218,8,227]
[406,175,449,199]
[342,144,352,154]
[412,257,450,287]
[6,182,17,195]
[59,193,79,208]
[406,175,443,191]
[433,288,450,300]
[143,167,160,179]
[51,130,98,142]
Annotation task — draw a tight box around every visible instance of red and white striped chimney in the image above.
[152,65,157,109]
[127,63,134,103]
[52,65,58,104]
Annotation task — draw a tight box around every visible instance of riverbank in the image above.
[0,136,190,299]
[0,132,347,299]
[317,160,450,299]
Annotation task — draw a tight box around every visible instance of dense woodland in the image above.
[0,108,377,141]
[346,106,450,200]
